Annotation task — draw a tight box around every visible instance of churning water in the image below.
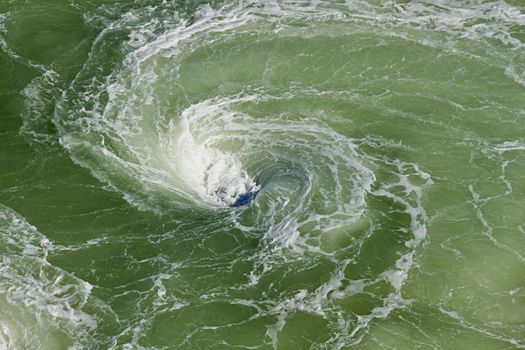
[0,0,524,348]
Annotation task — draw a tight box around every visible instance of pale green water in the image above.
[1,0,525,349]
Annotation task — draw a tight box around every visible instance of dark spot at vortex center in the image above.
[230,190,259,207]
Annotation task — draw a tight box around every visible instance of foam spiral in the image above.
[51,2,440,346]
[3,0,524,347]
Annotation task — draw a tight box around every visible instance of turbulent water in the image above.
[1,0,524,349]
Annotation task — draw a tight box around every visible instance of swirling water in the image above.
[0,0,524,349]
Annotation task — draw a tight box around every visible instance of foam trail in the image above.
[0,204,113,349]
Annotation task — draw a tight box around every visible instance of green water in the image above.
[1,0,525,349]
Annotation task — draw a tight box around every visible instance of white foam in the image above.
[0,12,48,72]
[439,306,525,349]
[495,140,525,152]
[505,66,525,87]
[173,106,259,206]
[0,205,102,348]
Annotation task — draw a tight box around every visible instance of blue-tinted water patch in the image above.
[231,190,259,207]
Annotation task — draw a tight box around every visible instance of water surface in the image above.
[1,0,525,349]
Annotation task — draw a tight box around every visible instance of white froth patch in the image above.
[495,140,525,152]
[174,108,259,207]
[505,66,525,87]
